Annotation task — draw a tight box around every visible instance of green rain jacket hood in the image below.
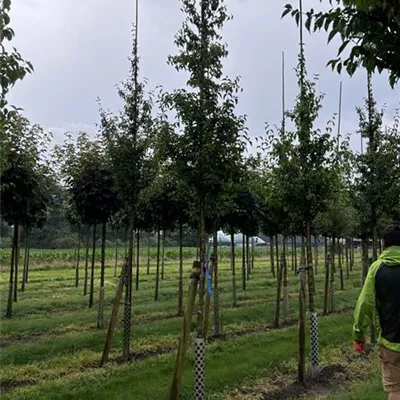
[353,246,400,352]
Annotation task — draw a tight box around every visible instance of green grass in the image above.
[328,376,385,400]
[2,313,357,400]
[0,249,379,399]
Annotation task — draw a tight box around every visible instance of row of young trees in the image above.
[1,0,400,395]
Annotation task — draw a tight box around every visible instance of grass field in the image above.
[0,249,384,399]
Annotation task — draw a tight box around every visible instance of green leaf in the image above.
[351,46,361,58]
[337,40,350,55]
[328,29,338,42]
[281,4,293,18]
[294,10,300,26]
[305,16,312,31]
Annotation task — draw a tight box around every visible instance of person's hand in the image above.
[353,340,365,353]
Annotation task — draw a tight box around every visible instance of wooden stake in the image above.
[170,261,201,400]
[100,260,129,366]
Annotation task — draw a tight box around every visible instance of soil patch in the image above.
[241,364,349,400]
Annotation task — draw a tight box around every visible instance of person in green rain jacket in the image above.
[353,225,400,399]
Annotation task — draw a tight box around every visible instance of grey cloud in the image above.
[8,0,399,153]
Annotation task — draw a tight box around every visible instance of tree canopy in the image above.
[283,0,400,86]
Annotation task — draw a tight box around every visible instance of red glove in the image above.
[353,340,365,353]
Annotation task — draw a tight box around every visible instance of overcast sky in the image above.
[8,0,399,152]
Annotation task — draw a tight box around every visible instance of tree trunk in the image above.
[123,212,135,361]
[350,237,354,271]
[251,236,255,271]
[84,227,90,296]
[283,250,289,323]
[89,223,97,308]
[161,229,166,280]
[155,227,161,300]
[219,236,222,264]
[283,235,286,257]
[124,225,128,258]
[147,231,151,275]
[361,238,368,284]
[274,254,284,328]
[75,227,81,287]
[6,224,18,318]
[13,226,21,302]
[330,237,336,313]
[301,235,306,259]
[323,250,330,316]
[100,223,106,287]
[298,258,306,383]
[246,234,250,280]
[270,235,275,278]
[291,236,295,272]
[24,230,31,283]
[338,238,344,290]
[97,222,107,328]
[242,233,246,290]
[213,224,220,336]
[231,228,237,307]
[368,254,377,344]
[372,224,378,262]
[306,220,315,312]
[196,199,207,338]
[345,238,350,279]
[331,236,336,274]
[21,228,29,292]
[114,230,118,278]
[178,223,184,316]
[341,239,345,266]
[294,236,298,273]
[314,235,318,275]
[275,234,279,276]
[135,230,140,290]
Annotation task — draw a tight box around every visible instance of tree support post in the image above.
[310,310,320,378]
[194,337,205,400]
[298,257,306,384]
[100,260,129,366]
[170,261,201,400]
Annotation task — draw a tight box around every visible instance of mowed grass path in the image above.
[0,249,366,399]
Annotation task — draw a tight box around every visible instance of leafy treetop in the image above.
[283,0,400,87]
